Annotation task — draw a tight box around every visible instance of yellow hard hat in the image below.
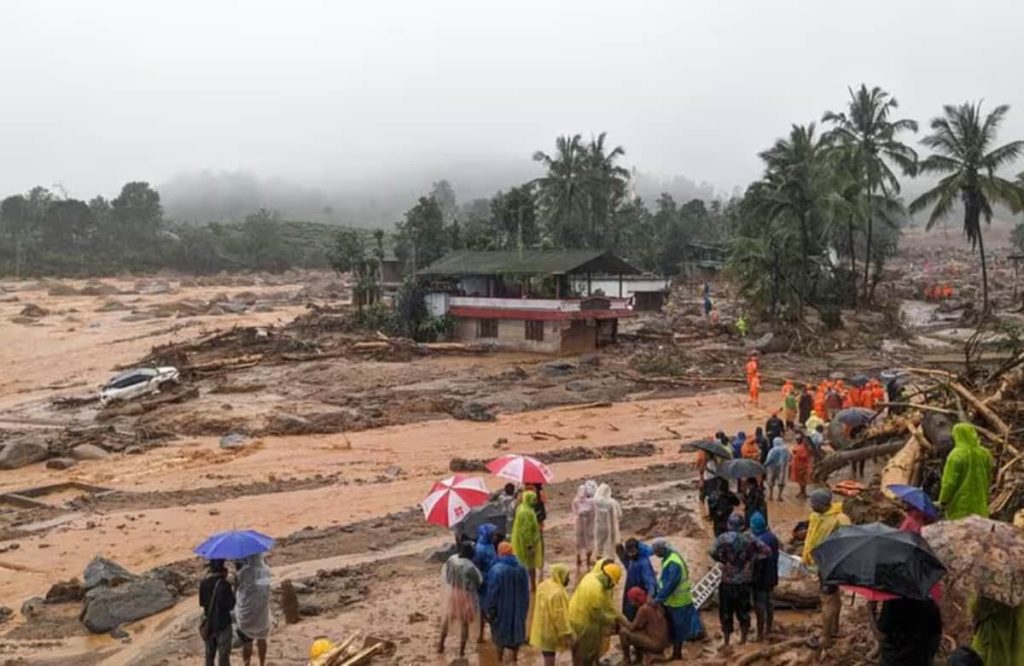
[602,562,623,585]
[310,638,334,660]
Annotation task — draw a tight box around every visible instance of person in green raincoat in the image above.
[511,490,543,589]
[939,423,993,520]
[971,511,1024,665]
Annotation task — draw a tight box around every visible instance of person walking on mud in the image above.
[572,480,598,569]
[199,559,236,666]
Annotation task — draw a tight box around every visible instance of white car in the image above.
[99,367,180,406]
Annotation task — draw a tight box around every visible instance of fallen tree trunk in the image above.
[881,430,925,497]
[814,441,904,482]
[737,636,814,666]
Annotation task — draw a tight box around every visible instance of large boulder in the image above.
[0,437,48,470]
[80,577,176,633]
[83,557,136,591]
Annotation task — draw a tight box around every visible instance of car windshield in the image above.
[106,369,156,389]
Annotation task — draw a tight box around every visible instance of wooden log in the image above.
[337,643,384,666]
[737,636,813,665]
[814,441,904,482]
[881,430,925,497]
[949,380,1010,436]
[280,579,301,624]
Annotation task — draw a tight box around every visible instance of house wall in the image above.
[560,319,597,354]
[452,317,562,353]
[571,277,670,298]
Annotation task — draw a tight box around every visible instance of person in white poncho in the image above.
[572,479,598,569]
[234,553,272,666]
[592,483,622,561]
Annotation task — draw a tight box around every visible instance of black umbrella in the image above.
[811,522,946,600]
[835,408,877,427]
[453,500,508,543]
[692,440,732,460]
[851,374,870,388]
[715,458,764,480]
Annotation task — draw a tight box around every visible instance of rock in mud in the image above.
[543,361,576,376]
[407,611,428,624]
[46,284,80,297]
[748,331,790,354]
[579,353,601,367]
[45,457,77,471]
[83,557,136,591]
[45,578,84,603]
[427,544,457,563]
[20,303,50,317]
[0,606,12,625]
[298,603,321,617]
[80,577,176,633]
[0,437,49,469]
[71,444,110,461]
[20,597,44,619]
[448,457,487,473]
[219,432,248,449]
[454,402,495,422]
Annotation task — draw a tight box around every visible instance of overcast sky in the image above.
[2,0,1022,200]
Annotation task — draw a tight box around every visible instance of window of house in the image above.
[477,318,498,338]
[525,320,544,341]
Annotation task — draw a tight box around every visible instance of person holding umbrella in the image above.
[801,490,850,653]
[887,484,939,534]
[199,559,236,666]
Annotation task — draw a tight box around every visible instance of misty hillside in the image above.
[159,166,722,226]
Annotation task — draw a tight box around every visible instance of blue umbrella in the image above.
[194,529,275,560]
[886,484,939,521]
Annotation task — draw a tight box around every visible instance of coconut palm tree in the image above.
[910,102,1024,313]
[756,123,837,312]
[581,132,630,247]
[823,85,917,302]
[532,134,589,246]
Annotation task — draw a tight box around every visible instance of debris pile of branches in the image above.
[812,353,1024,521]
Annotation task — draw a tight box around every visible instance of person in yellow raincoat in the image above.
[529,564,574,665]
[512,490,543,589]
[804,410,824,433]
[939,422,993,520]
[801,489,850,652]
[568,561,624,665]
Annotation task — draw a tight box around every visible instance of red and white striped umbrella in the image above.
[486,454,554,485]
[421,475,490,528]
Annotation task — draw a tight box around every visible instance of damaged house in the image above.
[418,249,640,353]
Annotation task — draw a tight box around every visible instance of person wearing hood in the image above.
[650,539,701,660]
[484,542,530,662]
[529,564,575,664]
[801,489,850,652]
[592,483,622,561]
[572,480,598,569]
[568,560,624,665]
[472,523,499,642]
[710,514,771,646]
[939,422,993,520]
[234,554,272,666]
[706,476,740,537]
[740,433,761,462]
[616,538,657,621]
[731,431,747,459]
[763,437,791,501]
[749,513,779,641]
[805,410,825,433]
[512,490,543,589]
[438,542,484,658]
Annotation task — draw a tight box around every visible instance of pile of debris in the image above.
[0,426,150,471]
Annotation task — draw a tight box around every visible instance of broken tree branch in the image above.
[814,441,904,482]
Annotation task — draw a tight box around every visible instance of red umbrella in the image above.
[421,475,490,528]
[486,454,554,485]
[842,583,943,602]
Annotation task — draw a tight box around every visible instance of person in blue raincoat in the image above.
[617,538,657,621]
[472,523,498,642]
[484,541,531,662]
[731,431,747,459]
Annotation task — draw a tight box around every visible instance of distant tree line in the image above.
[0,182,361,277]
